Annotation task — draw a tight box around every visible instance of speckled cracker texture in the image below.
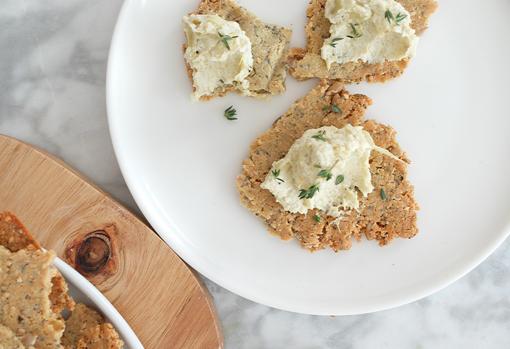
[237,80,418,252]
[75,323,123,349]
[0,246,65,349]
[0,324,25,349]
[62,304,123,349]
[186,0,292,100]
[0,213,123,349]
[288,0,438,83]
[0,212,75,316]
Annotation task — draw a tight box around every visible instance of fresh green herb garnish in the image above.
[347,23,362,39]
[224,106,238,120]
[272,169,285,183]
[298,184,320,200]
[218,32,238,50]
[312,130,327,142]
[380,188,387,200]
[385,10,407,25]
[395,12,407,24]
[384,9,395,23]
[329,37,344,48]
[313,214,321,223]
[335,175,345,185]
[318,169,333,181]
[322,104,342,114]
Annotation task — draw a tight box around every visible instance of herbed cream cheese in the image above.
[261,124,400,217]
[320,0,418,68]
[183,14,253,99]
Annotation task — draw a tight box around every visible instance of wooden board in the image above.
[0,134,223,349]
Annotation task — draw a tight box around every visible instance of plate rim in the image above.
[106,0,510,315]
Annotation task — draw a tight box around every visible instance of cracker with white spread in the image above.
[184,0,292,100]
[237,80,418,252]
[288,0,437,83]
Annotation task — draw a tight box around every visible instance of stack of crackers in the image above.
[0,212,123,349]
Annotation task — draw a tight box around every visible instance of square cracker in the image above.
[187,0,292,99]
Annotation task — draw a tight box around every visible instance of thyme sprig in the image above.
[299,184,320,200]
[380,188,387,200]
[347,23,362,39]
[318,169,333,181]
[329,37,344,47]
[322,104,342,114]
[218,32,238,50]
[385,10,407,25]
[272,169,285,183]
[224,106,238,120]
[312,130,327,142]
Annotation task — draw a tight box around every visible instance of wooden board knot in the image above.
[76,231,111,273]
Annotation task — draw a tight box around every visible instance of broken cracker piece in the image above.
[288,0,438,83]
[185,0,292,100]
[0,246,65,349]
[237,80,418,251]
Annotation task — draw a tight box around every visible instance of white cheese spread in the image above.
[183,14,253,99]
[261,124,399,217]
[320,0,418,68]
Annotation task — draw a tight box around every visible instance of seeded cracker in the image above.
[237,80,418,251]
[75,324,123,349]
[185,0,292,100]
[0,324,25,349]
[0,212,75,316]
[288,0,437,83]
[62,304,123,349]
[0,213,123,348]
[61,303,102,347]
[0,246,64,348]
[0,213,40,252]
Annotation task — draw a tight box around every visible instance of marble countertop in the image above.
[1,1,509,348]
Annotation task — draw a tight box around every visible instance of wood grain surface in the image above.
[0,134,223,349]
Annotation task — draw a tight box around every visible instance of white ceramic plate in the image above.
[107,0,510,315]
[54,258,143,348]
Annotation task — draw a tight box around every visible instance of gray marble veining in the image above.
[1,1,509,348]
